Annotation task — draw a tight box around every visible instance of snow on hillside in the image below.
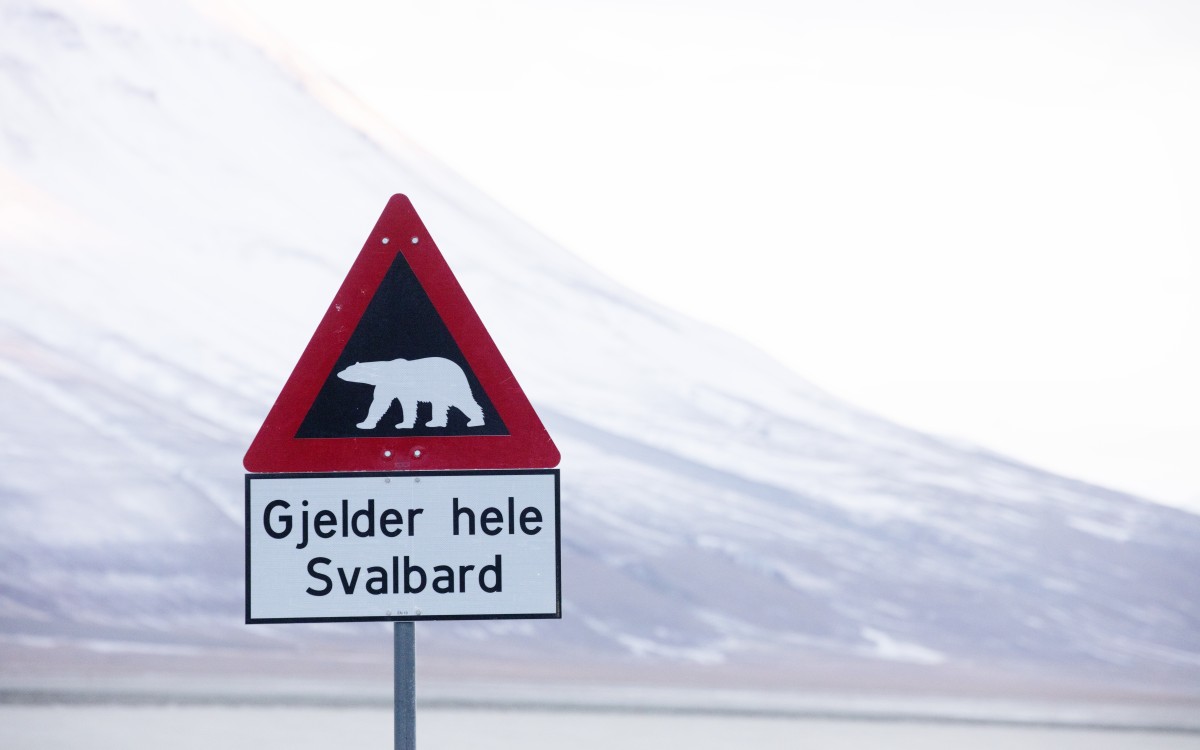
[1,0,1198,701]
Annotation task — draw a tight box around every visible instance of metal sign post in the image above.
[395,622,416,750]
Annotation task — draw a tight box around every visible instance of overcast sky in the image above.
[222,0,1200,512]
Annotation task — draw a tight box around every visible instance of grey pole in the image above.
[394,621,416,750]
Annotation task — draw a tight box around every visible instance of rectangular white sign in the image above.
[245,470,560,623]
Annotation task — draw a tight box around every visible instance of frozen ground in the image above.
[3,705,1199,750]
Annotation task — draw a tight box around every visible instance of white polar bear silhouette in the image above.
[337,357,485,430]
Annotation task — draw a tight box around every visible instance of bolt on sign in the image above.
[244,195,561,623]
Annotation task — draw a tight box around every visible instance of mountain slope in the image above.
[1,0,1197,700]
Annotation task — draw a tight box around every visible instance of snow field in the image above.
[3,705,1199,750]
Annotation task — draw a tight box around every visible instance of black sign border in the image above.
[245,469,561,624]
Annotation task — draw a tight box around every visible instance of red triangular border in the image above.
[243,195,560,472]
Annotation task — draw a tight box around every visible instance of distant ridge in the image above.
[0,0,1196,703]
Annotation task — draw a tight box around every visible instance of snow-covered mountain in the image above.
[1,0,1198,702]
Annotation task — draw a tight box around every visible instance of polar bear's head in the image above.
[337,359,404,385]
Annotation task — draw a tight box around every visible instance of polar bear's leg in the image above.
[425,402,450,428]
[357,387,393,429]
[395,399,418,429]
[462,398,485,427]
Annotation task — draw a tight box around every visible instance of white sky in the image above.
[223,0,1200,512]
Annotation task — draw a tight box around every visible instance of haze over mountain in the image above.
[1,0,1197,704]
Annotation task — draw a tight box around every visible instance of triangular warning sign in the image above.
[243,195,560,473]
